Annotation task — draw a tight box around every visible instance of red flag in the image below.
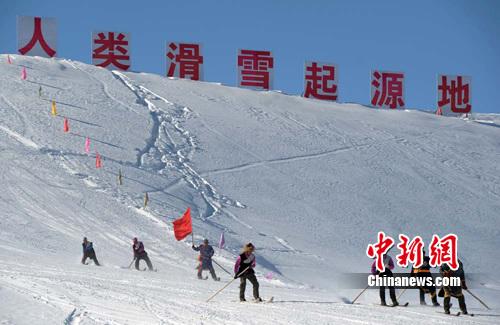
[63,118,69,132]
[95,152,102,168]
[172,208,192,241]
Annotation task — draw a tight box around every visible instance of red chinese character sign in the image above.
[371,71,405,109]
[237,49,274,90]
[429,234,459,270]
[304,61,338,101]
[437,75,472,116]
[17,16,57,58]
[366,231,395,272]
[92,32,131,71]
[166,42,203,80]
[367,232,459,270]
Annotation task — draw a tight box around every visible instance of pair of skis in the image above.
[239,297,274,304]
[380,302,409,308]
[436,311,475,317]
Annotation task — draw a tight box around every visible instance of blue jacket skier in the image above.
[192,239,219,281]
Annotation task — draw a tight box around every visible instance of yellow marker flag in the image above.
[51,100,57,116]
[144,192,149,208]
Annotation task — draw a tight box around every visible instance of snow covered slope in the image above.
[0,54,499,324]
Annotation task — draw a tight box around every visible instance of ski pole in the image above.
[212,259,232,275]
[206,266,250,303]
[465,289,491,310]
[397,288,407,300]
[351,285,369,304]
[127,257,136,269]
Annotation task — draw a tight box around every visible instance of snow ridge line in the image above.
[200,144,369,176]
[112,71,246,222]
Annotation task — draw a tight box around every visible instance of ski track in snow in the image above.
[112,71,247,223]
[200,144,370,176]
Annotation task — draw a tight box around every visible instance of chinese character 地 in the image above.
[438,75,471,114]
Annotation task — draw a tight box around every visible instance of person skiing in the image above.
[411,249,439,306]
[81,237,100,266]
[371,254,399,306]
[192,239,220,281]
[132,237,154,271]
[439,260,468,315]
[234,243,262,302]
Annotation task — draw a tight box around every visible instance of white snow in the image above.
[0,54,499,324]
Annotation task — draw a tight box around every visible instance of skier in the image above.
[234,243,262,302]
[439,260,468,315]
[192,239,220,281]
[81,237,100,266]
[411,250,439,306]
[371,254,399,306]
[132,237,154,271]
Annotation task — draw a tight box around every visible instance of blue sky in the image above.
[2,0,499,113]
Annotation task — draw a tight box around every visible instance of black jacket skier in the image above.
[439,259,467,314]
[81,237,100,266]
[411,251,439,306]
[132,237,154,271]
[234,243,262,302]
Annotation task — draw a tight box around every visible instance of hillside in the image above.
[0,54,499,324]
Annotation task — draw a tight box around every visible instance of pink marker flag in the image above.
[265,272,274,280]
[7,55,12,64]
[218,231,225,249]
[21,67,27,80]
[85,137,90,153]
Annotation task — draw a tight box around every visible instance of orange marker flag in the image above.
[172,208,192,241]
[95,152,102,168]
[63,118,69,132]
[21,67,27,80]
